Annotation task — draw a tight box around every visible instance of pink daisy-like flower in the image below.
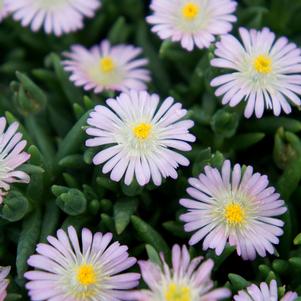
[234,280,298,301]
[0,0,9,22]
[210,27,301,118]
[5,0,100,36]
[63,40,150,93]
[86,90,195,186]
[147,0,237,51]
[0,117,30,204]
[180,160,287,260]
[132,244,231,301]
[25,226,140,301]
[0,266,10,301]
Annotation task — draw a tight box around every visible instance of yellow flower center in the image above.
[182,3,200,20]
[253,55,272,74]
[76,264,97,286]
[133,123,152,140]
[99,56,115,73]
[224,203,245,225]
[165,283,191,301]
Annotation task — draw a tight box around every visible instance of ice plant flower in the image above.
[147,0,237,51]
[25,226,140,301]
[0,266,10,301]
[210,27,301,118]
[180,160,287,260]
[86,90,195,186]
[0,117,30,204]
[0,0,9,22]
[63,40,150,93]
[234,280,298,301]
[5,0,100,36]
[132,244,231,301]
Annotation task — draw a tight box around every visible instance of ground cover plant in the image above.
[0,0,300,300]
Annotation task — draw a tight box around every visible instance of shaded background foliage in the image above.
[0,0,301,299]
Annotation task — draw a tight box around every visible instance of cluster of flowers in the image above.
[1,227,298,301]
[0,0,300,300]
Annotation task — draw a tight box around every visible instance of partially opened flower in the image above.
[0,266,10,301]
[63,40,150,93]
[234,280,298,301]
[180,160,287,260]
[0,117,30,204]
[0,0,9,22]
[132,244,230,301]
[5,0,100,36]
[211,27,301,118]
[147,0,237,51]
[25,226,140,301]
[86,90,195,186]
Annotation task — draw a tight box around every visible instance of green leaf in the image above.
[51,185,69,197]
[145,244,161,266]
[56,188,87,216]
[96,176,118,192]
[228,133,265,151]
[19,164,44,175]
[108,17,130,44]
[272,259,289,274]
[15,71,47,114]
[6,294,22,301]
[39,199,60,243]
[25,115,56,174]
[56,111,90,161]
[114,198,138,234]
[131,215,169,256]
[16,209,42,281]
[277,156,301,200]
[59,154,86,169]
[294,233,301,245]
[121,180,144,197]
[136,21,171,94]
[211,108,240,138]
[162,221,188,239]
[289,257,301,269]
[0,191,30,222]
[47,53,83,105]
[61,215,90,232]
[100,213,115,232]
[259,264,271,278]
[228,273,251,291]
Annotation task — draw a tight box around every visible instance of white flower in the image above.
[132,245,231,301]
[0,266,10,301]
[5,0,100,36]
[86,90,195,186]
[147,0,237,51]
[0,0,9,22]
[63,40,150,93]
[234,280,298,301]
[211,27,301,118]
[25,226,140,301]
[0,117,30,204]
[180,160,287,260]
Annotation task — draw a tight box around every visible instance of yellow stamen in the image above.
[76,264,97,286]
[99,56,115,73]
[182,3,200,20]
[253,55,272,74]
[165,283,191,301]
[224,203,245,225]
[133,123,152,140]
